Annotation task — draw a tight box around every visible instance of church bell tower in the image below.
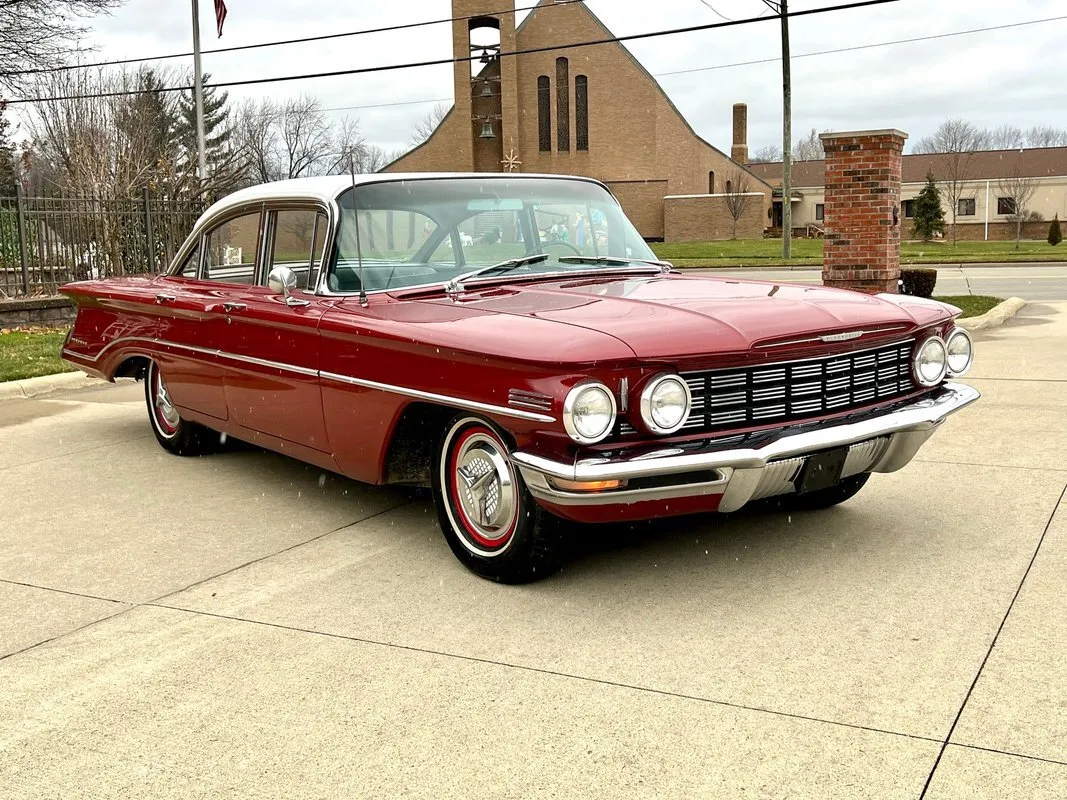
[451,1,519,172]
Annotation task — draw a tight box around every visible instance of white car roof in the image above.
[204,172,604,221]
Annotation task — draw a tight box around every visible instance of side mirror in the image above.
[267,266,309,307]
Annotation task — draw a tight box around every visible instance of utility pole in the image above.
[764,0,792,259]
[190,0,208,188]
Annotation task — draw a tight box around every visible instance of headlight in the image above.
[640,374,692,435]
[563,382,616,444]
[945,328,974,376]
[914,336,948,386]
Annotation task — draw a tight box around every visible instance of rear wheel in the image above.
[432,415,564,583]
[145,360,216,457]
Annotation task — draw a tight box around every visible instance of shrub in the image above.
[901,267,937,298]
[1049,215,1062,246]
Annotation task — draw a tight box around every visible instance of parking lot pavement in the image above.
[2,306,1066,798]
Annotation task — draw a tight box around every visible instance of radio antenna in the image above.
[348,158,368,307]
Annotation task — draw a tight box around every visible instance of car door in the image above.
[219,204,333,453]
[150,216,261,422]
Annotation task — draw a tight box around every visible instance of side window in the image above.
[270,208,328,290]
[177,240,201,277]
[204,211,260,284]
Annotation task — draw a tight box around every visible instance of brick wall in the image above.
[943,220,1054,242]
[821,129,907,294]
[386,0,772,240]
[664,194,766,242]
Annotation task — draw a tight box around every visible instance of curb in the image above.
[0,371,104,401]
[956,297,1026,331]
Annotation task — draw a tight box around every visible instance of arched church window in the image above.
[556,57,570,152]
[537,76,551,152]
[708,171,716,194]
[575,75,589,151]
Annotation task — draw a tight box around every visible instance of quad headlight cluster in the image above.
[914,328,973,386]
[562,373,694,444]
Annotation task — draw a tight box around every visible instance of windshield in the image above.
[327,177,658,293]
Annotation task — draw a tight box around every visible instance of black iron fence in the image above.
[0,188,204,298]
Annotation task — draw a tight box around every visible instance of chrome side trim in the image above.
[64,336,544,421]
[513,382,979,495]
[321,371,556,423]
[523,470,731,506]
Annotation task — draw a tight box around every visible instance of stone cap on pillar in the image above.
[819,129,908,142]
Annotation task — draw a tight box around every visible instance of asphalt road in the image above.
[2,304,1066,797]
[699,263,1067,302]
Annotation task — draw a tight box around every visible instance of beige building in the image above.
[385,0,771,241]
[748,147,1067,240]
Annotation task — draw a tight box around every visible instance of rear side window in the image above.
[204,212,261,284]
[177,241,201,277]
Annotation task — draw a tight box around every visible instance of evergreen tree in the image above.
[177,72,232,182]
[115,69,181,192]
[1049,215,1062,246]
[0,109,18,197]
[912,172,945,241]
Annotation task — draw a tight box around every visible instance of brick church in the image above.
[385,0,773,241]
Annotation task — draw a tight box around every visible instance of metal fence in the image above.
[0,188,204,298]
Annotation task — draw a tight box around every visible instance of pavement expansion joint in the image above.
[147,500,414,606]
[914,458,1067,473]
[0,435,152,473]
[917,479,1067,798]
[951,742,1067,769]
[145,600,944,748]
[0,577,128,606]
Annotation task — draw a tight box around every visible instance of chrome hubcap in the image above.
[454,433,516,544]
[154,369,180,431]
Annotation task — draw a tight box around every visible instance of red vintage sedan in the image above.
[61,174,979,583]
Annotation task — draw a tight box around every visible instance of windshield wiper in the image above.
[444,254,550,295]
[558,255,673,273]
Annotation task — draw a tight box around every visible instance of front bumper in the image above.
[512,382,979,513]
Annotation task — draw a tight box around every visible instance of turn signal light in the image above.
[548,478,626,493]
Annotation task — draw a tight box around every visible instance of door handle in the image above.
[155,293,176,304]
[222,302,247,313]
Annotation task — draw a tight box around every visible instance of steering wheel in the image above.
[541,240,582,256]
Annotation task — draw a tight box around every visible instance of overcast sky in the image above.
[56,0,1067,155]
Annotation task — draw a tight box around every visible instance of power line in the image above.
[0,0,584,79]
[657,13,1067,77]
[696,0,736,22]
[2,0,900,105]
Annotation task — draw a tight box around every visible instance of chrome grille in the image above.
[679,340,916,435]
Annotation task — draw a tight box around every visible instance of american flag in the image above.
[214,0,227,37]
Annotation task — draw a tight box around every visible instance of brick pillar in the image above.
[820,129,908,294]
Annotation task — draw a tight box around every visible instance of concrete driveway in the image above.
[2,305,1066,798]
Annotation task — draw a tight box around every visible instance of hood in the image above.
[416,273,949,360]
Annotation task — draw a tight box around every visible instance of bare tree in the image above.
[913,119,987,245]
[722,169,752,239]
[353,144,389,174]
[997,160,1039,250]
[988,124,1024,150]
[749,144,782,164]
[793,128,828,161]
[411,102,450,146]
[0,0,124,95]
[231,96,366,182]
[1023,126,1067,148]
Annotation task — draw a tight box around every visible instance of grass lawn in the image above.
[934,295,1003,319]
[652,238,1067,267]
[0,328,76,382]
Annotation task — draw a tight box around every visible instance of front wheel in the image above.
[432,415,564,583]
[144,360,217,457]
[772,473,871,512]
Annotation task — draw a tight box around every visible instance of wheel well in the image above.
[114,355,151,381]
[383,402,458,487]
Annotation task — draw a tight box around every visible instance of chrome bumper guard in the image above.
[512,382,980,511]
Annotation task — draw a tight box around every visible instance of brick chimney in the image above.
[731,103,748,164]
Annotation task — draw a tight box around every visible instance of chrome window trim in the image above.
[62,336,554,423]
[262,201,333,293]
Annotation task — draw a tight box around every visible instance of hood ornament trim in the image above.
[755,326,909,349]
